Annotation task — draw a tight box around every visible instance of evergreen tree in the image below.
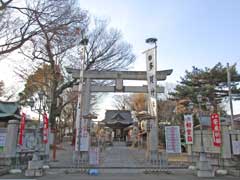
[172,62,240,113]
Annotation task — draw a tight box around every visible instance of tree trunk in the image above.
[48,62,59,160]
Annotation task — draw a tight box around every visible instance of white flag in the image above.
[145,47,157,117]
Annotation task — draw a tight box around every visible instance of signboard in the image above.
[210,113,221,147]
[232,141,240,155]
[43,113,49,144]
[184,115,193,144]
[89,147,99,165]
[145,47,157,117]
[165,126,181,153]
[23,132,36,150]
[0,133,6,152]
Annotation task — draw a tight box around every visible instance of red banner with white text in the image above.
[18,113,26,145]
[210,113,221,147]
[43,113,49,144]
[184,115,193,144]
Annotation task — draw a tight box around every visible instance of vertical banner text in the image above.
[210,113,221,147]
[184,115,193,144]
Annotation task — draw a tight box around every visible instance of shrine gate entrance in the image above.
[60,68,172,172]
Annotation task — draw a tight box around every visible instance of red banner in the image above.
[43,113,49,144]
[184,115,193,144]
[18,113,26,145]
[210,113,221,147]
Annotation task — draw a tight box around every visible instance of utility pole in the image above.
[227,63,234,129]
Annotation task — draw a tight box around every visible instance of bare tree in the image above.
[130,93,147,112]
[50,19,135,127]
[0,0,12,10]
[16,0,88,128]
[3,0,135,160]
[85,19,135,71]
[113,90,177,124]
[16,2,135,129]
[113,93,147,112]
[157,99,177,124]
[0,0,41,56]
[113,94,131,110]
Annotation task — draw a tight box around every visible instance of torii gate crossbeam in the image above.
[66,68,173,81]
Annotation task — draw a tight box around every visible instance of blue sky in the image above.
[78,0,240,117]
[79,0,240,83]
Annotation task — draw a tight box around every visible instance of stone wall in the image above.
[0,120,19,166]
[188,125,240,169]
[0,120,49,167]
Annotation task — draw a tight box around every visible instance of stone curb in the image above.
[0,167,10,176]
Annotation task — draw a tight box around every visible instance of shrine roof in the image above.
[103,110,133,125]
[0,101,20,120]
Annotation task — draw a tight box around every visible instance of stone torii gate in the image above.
[66,67,173,162]
[67,68,172,92]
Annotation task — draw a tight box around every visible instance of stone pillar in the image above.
[81,78,91,163]
[221,126,231,159]
[5,120,19,158]
[149,120,158,162]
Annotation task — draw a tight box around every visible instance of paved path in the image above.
[2,142,239,178]
[101,141,148,168]
[49,142,75,168]
[49,141,188,170]
[1,170,239,180]
[50,141,150,168]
